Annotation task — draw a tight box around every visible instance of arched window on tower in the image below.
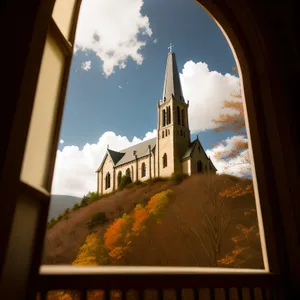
[162,109,166,127]
[182,109,185,127]
[117,171,122,186]
[105,172,111,189]
[168,106,171,124]
[197,160,203,173]
[141,162,146,178]
[177,106,180,125]
[163,153,167,168]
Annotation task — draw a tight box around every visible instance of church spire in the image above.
[162,44,185,103]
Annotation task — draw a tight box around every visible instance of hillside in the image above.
[48,195,81,221]
[43,174,264,269]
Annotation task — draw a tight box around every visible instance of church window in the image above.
[162,131,164,138]
[105,172,111,189]
[197,160,203,173]
[168,129,170,134]
[168,106,171,124]
[126,168,131,179]
[162,109,166,127]
[182,109,185,127]
[141,162,146,178]
[180,129,182,136]
[177,106,180,125]
[163,153,167,168]
[166,129,168,137]
[117,171,122,186]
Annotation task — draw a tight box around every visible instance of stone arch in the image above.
[117,171,122,186]
[141,162,146,178]
[163,153,167,168]
[197,160,203,173]
[105,172,111,190]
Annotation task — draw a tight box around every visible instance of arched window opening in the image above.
[162,109,166,127]
[162,131,164,138]
[177,106,180,125]
[141,162,146,178]
[166,129,168,137]
[197,160,203,173]
[163,153,167,168]
[117,171,122,186]
[105,172,111,189]
[181,109,185,127]
[126,168,131,179]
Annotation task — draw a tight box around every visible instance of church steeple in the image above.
[162,44,185,103]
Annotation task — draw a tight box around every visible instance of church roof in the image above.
[107,149,125,165]
[181,137,218,171]
[115,137,156,166]
[181,140,198,160]
[162,51,185,103]
[97,138,157,172]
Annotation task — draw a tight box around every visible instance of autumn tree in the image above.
[191,175,232,267]
[212,67,250,170]
[217,183,263,268]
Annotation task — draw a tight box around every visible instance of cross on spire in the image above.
[168,42,174,53]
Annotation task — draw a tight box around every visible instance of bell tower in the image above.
[156,45,191,177]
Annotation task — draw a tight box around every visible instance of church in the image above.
[96,48,217,195]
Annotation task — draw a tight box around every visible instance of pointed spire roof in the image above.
[162,47,185,103]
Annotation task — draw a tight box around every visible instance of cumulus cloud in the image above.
[206,135,252,178]
[180,61,241,132]
[75,0,152,77]
[81,60,91,71]
[153,38,158,44]
[59,139,64,144]
[51,130,157,197]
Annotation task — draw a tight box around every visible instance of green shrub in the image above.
[87,211,107,229]
[80,195,89,207]
[87,191,101,204]
[72,202,80,211]
[118,175,132,190]
[170,173,188,184]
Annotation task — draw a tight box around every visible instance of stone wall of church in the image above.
[114,161,137,189]
[156,126,175,178]
[100,155,115,195]
[190,144,212,174]
[137,156,152,181]
[182,158,191,175]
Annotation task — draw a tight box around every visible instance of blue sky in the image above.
[52,0,250,197]
[59,0,236,150]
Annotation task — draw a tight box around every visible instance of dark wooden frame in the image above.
[1,0,300,299]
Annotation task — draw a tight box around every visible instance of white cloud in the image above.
[118,85,122,89]
[51,130,157,198]
[59,139,64,144]
[81,60,91,71]
[206,135,252,178]
[75,0,152,77]
[180,61,241,132]
[153,38,158,44]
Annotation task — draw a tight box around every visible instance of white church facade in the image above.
[96,49,217,195]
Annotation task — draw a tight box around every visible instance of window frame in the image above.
[5,0,300,297]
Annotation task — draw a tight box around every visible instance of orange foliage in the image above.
[73,189,174,266]
[218,184,262,268]
[72,233,108,266]
[131,205,150,235]
[219,184,253,198]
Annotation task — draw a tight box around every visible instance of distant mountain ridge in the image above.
[48,195,81,221]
